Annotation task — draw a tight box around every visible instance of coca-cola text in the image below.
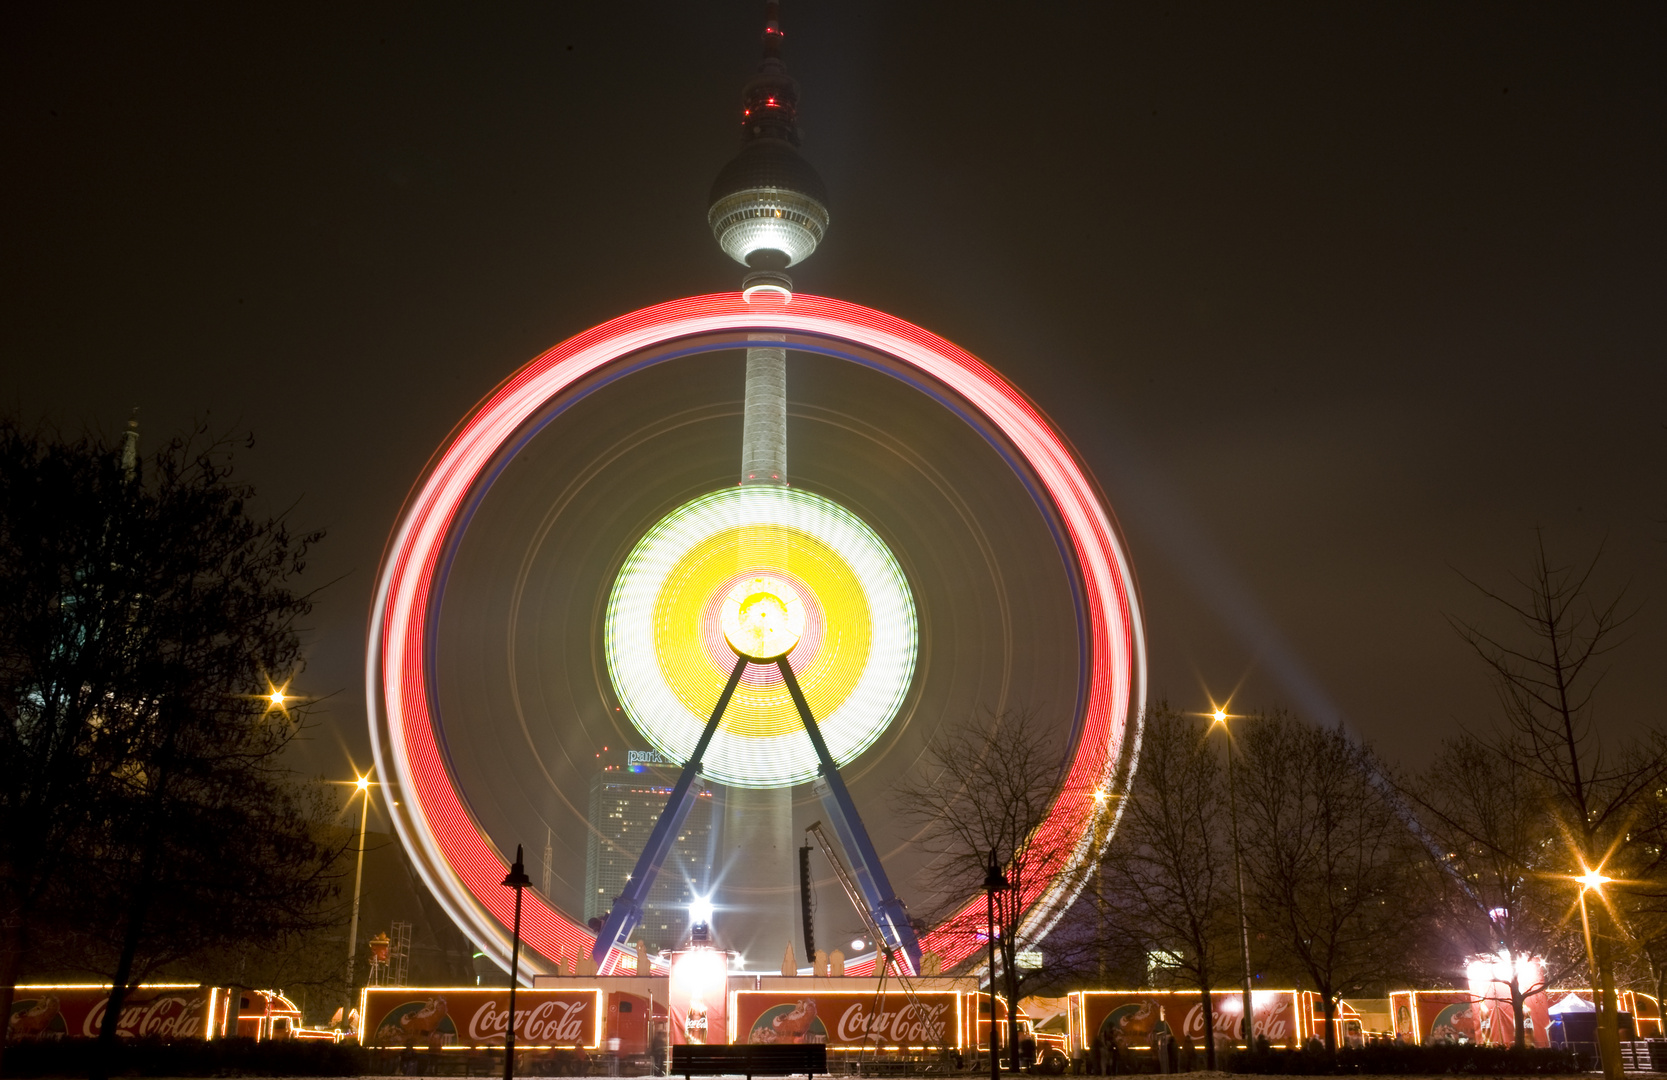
[82,995,207,1040]
[834,1003,950,1044]
[467,1000,589,1044]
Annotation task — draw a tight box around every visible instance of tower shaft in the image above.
[732,331,795,967]
[742,337,787,486]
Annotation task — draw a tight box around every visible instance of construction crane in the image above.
[805,821,894,974]
[805,822,948,1070]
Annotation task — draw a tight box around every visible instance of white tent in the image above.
[1549,992,1596,1014]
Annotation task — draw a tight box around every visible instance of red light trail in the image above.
[368,293,1145,977]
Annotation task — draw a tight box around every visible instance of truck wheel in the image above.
[1041,1049,1069,1074]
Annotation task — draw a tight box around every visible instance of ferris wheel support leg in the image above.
[591,656,750,968]
[776,658,923,975]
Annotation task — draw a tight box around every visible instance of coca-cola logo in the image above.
[82,995,206,1040]
[467,1000,589,1044]
[834,1002,950,1044]
[1177,1002,1290,1042]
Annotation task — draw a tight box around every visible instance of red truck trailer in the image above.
[7,984,334,1042]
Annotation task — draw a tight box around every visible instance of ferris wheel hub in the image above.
[721,575,805,660]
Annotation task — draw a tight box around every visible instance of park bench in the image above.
[671,1042,827,1079]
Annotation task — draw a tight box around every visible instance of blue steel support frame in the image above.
[776,658,922,975]
[591,656,747,966]
[591,654,921,975]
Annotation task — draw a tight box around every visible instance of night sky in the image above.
[5,3,1664,798]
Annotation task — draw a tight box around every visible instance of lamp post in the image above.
[503,845,532,1080]
[1213,709,1255,1049]
[345,771,373,1019]
[1574,866,1620,1079]
[985,849,1007,1080]
[1575,869,1607,991]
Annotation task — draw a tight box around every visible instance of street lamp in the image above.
[1574,866,1612,988]
[1093,789,1110,982]
[502,846,533,1080]
[1574,867,1612,1008]
[1212,707,1255,1049]
[984,849,1008,1080]
[345,771,374,1018]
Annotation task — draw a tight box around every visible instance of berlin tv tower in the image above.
[709,0,829,488]
[706,0,832,966]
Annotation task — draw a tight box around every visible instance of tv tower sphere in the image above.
[708,1,829,289]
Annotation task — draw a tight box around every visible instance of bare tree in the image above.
[893,709,1089,1070]
[1099,703,1237,1067]
[1603,735,1667,1039]
[1408,733,1585,1048]
[1451,536,1667,1079]
[0,419,344,1075]
[1237,711,1429,1053]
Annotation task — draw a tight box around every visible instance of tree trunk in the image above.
[1596,931,1624,1080]
[1510,978,1527,1051]
[0,912,24,1079]
[1321,994,1336,1055]
[1656,967,1667,1049]
[1198,984,1216,1069]
[92,865,157,1080]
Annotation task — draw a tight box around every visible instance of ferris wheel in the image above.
[366,3,1144,983]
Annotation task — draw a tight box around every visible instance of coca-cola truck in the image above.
[215,987,339,1041]
[5,983,344,1044]
[358,986,605,1051]
[1067,989,1304,1058]
[358,976,1033,1068]
[731,989,962,1048]
[7,984,217,1042]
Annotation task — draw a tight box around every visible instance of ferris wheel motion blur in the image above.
[366,1,1144,983]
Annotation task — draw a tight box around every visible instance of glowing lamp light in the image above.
[1577,868,1611,892]
[1467,949,1544,1042]
[270,690,287,707]
[709,189,828,266]
[722,575,805,660]
[851,938,865,952]
[1467,950,1542,994]
[741,281,793,303]
[669,946,729,1043]
[689,896,715,926]
[355,774,372,794]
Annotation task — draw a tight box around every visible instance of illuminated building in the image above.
[584,750,715,954]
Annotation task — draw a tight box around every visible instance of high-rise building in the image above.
[585,749,715,954]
